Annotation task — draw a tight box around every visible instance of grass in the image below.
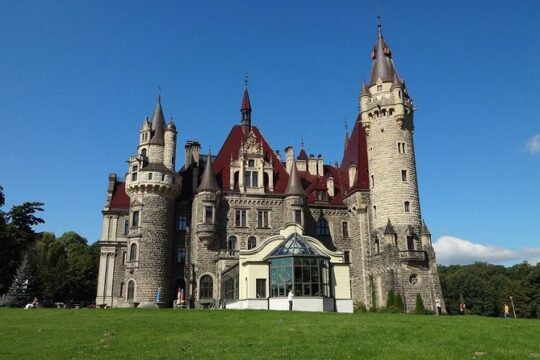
[0,308,539,359]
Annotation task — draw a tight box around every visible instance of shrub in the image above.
[395,294,405,312]
[354,301,367,313]
[415,293,426,315]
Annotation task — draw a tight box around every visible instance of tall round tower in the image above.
[125,98,181,307]
[360,24,421,235]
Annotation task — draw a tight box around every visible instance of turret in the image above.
[240,80,252,133]
[164,120,177,171]
[420,220,432,249]
[284,160,305,226]
[195,153,220,246]
[384,218,397,247]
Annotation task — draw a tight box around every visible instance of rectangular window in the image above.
[176,248,186,264]
[342,222,349,238]
[132,211,139,227]
[120,282,124,297]
[371,175,374,188]
[397,142,406,154]
[122,251,126,265]
[256,279,266,298]
[401,170,408,182]
[244,171,259,187]
[294,210,302,225]
[258,210,269,228]
[373,206,377,218]
[204,206,213,224]
[178,216,187,231]
[235,209,247,227]
[407,236,415,250]
[404,201,410,213]
[148,173,153,180]
[123,220,129,235]
[131,165,138,181]
[344,250,350,264]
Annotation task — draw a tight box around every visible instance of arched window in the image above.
[375,238,380,253]
[316,218,330,236]
[247,236,257,250]
[200,275,213,299]
[404,201,410,213]
[130,243,137,261]
[227,236,237,251]
[127,280,135,301]
[141,148,147,158]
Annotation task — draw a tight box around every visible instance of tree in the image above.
[6,254,34,307]
[0,187,44,294]
[415,293,425,315]
[386,290,395,309]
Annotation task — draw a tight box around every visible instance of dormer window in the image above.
[377,85,383,91]
[244,171,258,187]
[248,159,255,167]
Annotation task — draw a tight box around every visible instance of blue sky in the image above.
[1,0,539,265]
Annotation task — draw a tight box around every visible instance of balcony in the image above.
[195,223,218,246]
[218,250,239,260]
[399,250,427,262]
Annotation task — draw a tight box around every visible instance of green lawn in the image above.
[0,308,538,359]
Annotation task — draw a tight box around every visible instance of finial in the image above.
[244,72,249,88]
[376,0,382,29]
[345,118,348,134]
[157,85,162,103]
[301,136,304,149]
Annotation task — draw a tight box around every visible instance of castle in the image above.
[96,22,446,313]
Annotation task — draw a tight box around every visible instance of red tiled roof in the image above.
[297,149,308,160]
[340,115,370,191]
[212,125,289,193]
[110,182,130,209]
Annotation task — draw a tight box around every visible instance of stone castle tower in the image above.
[123,98,181,307]
[96,21,445,313]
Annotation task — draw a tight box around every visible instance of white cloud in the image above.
[525,134,540,154]
[433,236,518,265]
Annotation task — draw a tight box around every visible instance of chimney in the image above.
[348,162,357,188]
[317,154,324,176]
[308,154,317,175]
[327,176,334,197]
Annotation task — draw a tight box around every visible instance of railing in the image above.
[399,250,427,262]
[218,250,239,259]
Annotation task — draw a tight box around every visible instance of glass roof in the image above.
[268,233,323,257]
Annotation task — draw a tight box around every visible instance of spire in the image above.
[344,120,350,150]
[149,97,166,145]
[369,20,397,86]
[361,80,371,97]
[421,220,431,235]
[197,153,219,193]
[384,218,396,235]
[240,74,252,128]
[285,161,305,197]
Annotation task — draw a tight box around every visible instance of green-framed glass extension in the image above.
[267,233,331,298]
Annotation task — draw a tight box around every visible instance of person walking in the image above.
[288,290,294,311]
[504,303,510,318]
[435,297,441,315]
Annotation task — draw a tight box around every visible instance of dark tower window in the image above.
[129,243,137,261]
[148,173,153,180]
[342,222,349,238]
[401,170,408,182]
[375,238,380,254]
[200,275,213,299]
[127,280,135,301]
[294,210,302,225]
[247,236,257,250]
[131,166,138,181]
[132,211,139,227]
[373,206,377,218]
[316,218,330,236]
[176,248,186,264]
[344,250,350,263]
[407,236,415,251]
[178,216,188,231]
[123,220,129,235]
[404,201,410,213]
[204,206,213,224]
[228,236,237,251]
[141,148,147,158]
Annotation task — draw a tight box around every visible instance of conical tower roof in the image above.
[384,218,396,235]
[369,25,397,85]
[361,80,371,97]
[421,220,431,235]
[285,161,305,197]
[197,153,219,193]
[149,98,166,145]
